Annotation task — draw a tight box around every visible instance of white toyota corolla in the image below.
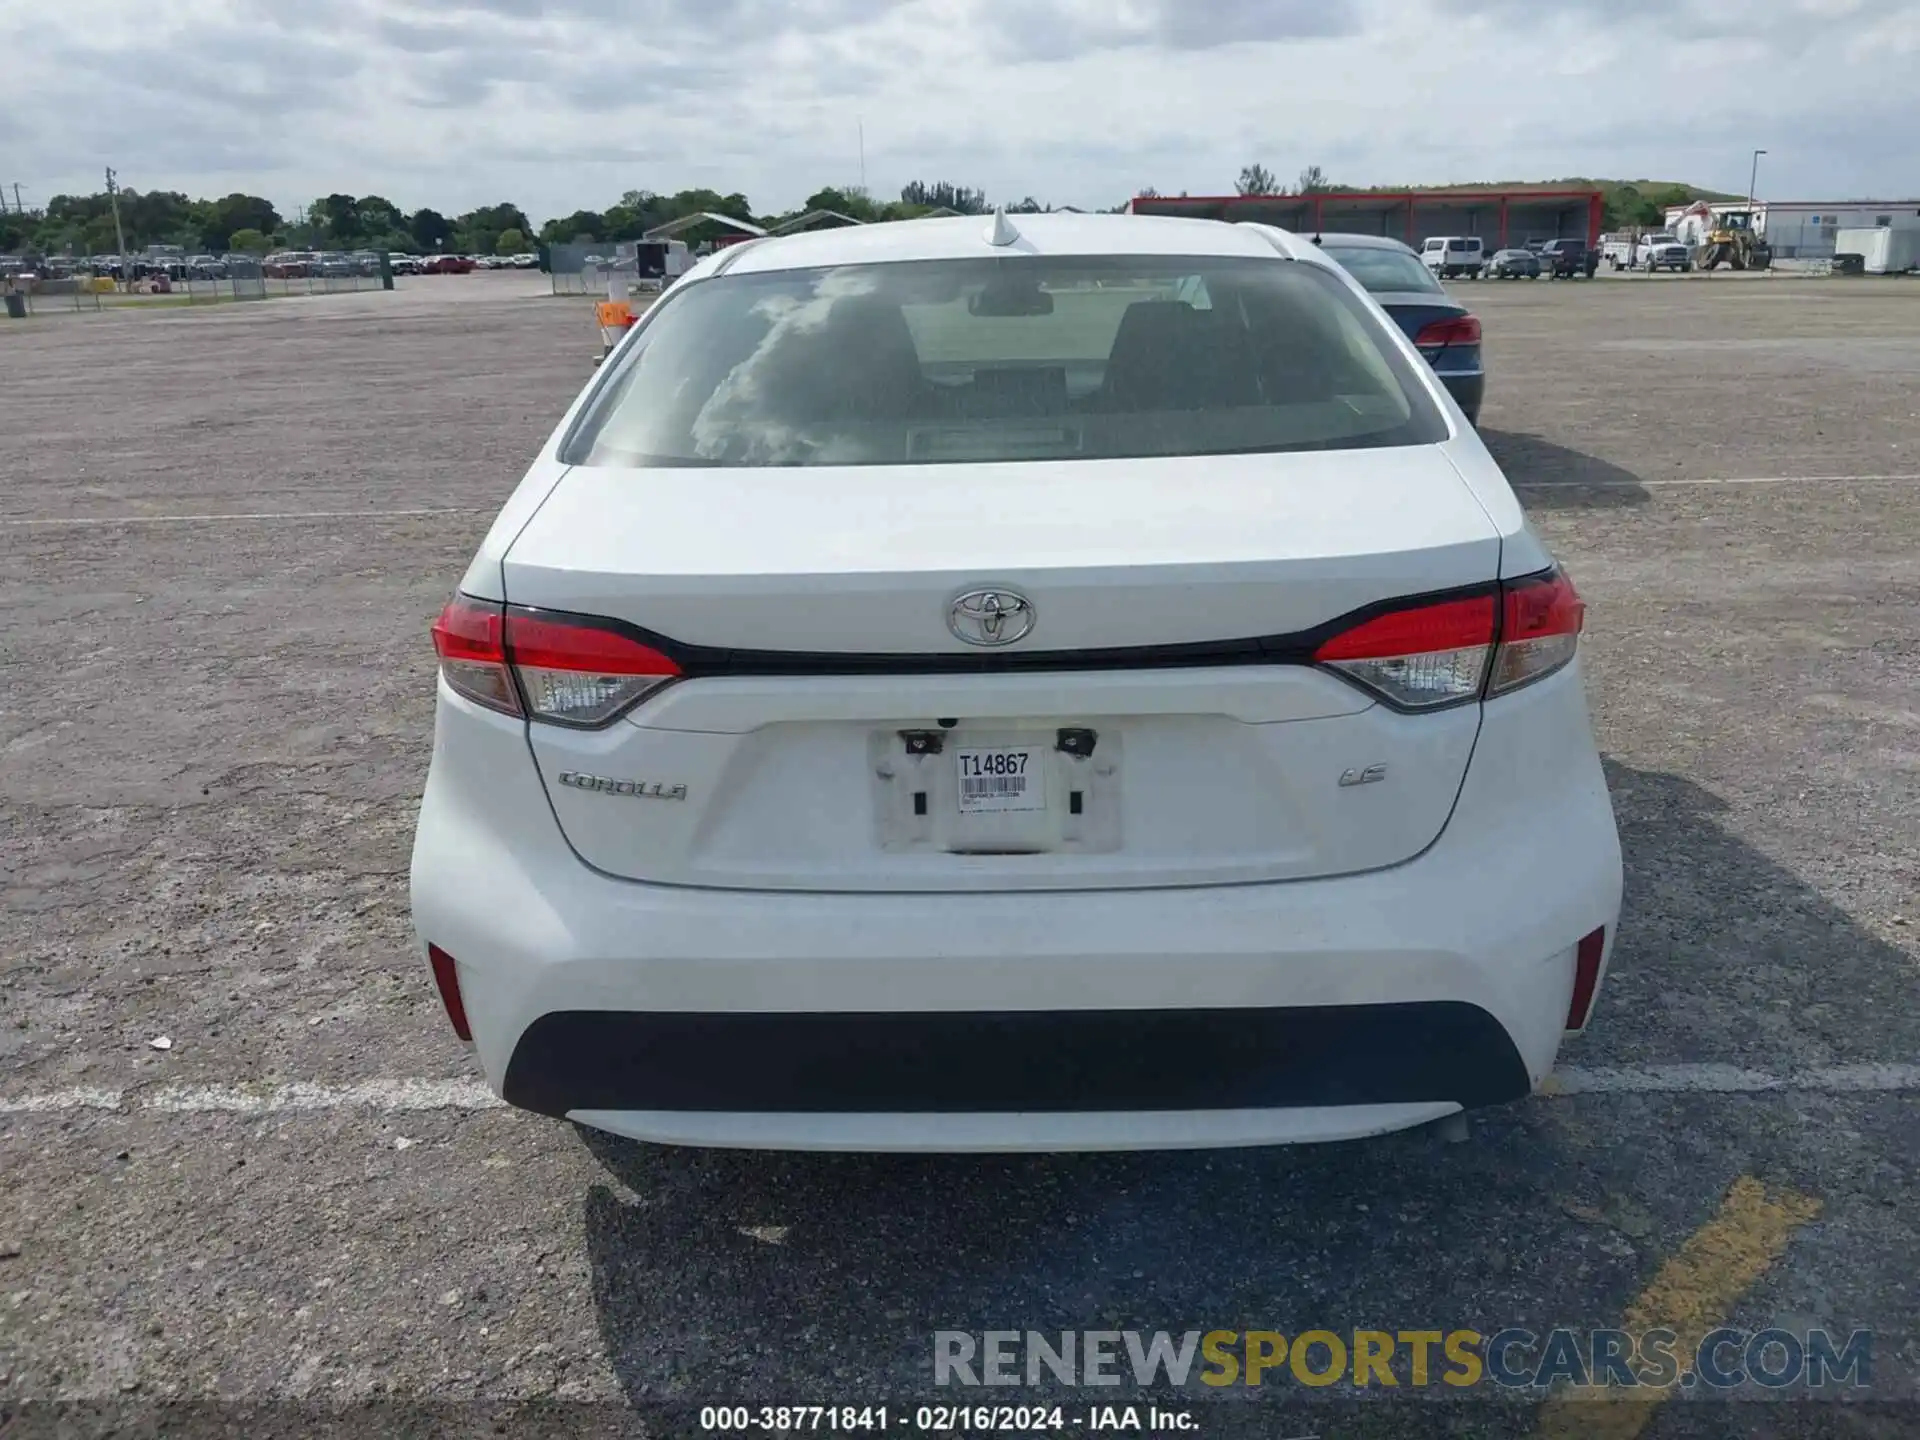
[410,212,1622,1152]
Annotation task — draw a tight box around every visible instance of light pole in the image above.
[106,166,129,289]
[1747,149,1767,212]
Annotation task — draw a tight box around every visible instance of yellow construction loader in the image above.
[1693,210,1773,272]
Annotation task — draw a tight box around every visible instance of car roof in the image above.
[697,213,1314,279]
[1312,233,1421,255]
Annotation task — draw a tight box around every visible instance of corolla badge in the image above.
[948,589,1036,647]
[557,771,688,801]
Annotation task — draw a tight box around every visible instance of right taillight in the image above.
[1488,569,1585,696]
[1413,314,1482,348]
[504,605,680,727]
[430,595,681,726]
[1314,568,1584,709]
[431,595,520,716]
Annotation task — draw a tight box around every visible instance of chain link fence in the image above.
[2,272,103,315]
[2,254,396,317]
[549,242,674,297]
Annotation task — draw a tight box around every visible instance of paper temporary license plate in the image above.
[956,747,1045,814]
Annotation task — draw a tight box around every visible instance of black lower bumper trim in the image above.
[1439,370,1485,421]
[501,1003,1531,1117]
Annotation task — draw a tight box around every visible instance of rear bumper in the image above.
[411,664,1621,1151]
[504,1002,1530,1116]
[1437,369,1484,422]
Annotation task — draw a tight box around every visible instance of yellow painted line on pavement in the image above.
[1531,1175,1822,1440]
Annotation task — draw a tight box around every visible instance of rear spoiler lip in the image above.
[494,570,1547,686]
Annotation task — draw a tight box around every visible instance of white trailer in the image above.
[1835,227,1920,275]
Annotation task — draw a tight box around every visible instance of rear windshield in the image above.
[1320,246,1443,296]
[562,255,1447,468]
[1447,239,1478,252]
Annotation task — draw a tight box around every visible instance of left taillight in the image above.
[1313,592,1497,710]
[430,595,681,727]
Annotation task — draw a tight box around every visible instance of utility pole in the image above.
[1746,149,1766,213]
[10,183,21,215]
[106,167,130,285]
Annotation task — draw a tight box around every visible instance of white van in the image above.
[1421,235,1485,280]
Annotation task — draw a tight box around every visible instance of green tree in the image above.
[227,227,270,253]
[453,202,532,255]
[126,190,194,246]
[199,193,280,251]
[594,190,662,238]
[1236,164,1277,196]
[665,189,753,223]
[795,186,883,222]
[1296,165,1332,194]
[539,210,605,245]
[81,215,121,254]
[363,229,414,256]
[315,193,362,244]
[357,195,404,237]
[600,200,652,241]
[494,227,528,255]
[409,207,453,251]
[899,180,989,214]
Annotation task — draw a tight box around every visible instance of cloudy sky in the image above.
[8,0,1918,222]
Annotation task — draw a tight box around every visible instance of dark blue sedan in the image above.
[1314,234,1484,425]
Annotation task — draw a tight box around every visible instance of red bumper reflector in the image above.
[427,944,473,1041]
[1566,926,1606,1030]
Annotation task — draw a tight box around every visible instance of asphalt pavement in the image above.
[2,269,1917,1439]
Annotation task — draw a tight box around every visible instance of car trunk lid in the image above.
[500,447,1500,891]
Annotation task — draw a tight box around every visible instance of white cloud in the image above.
[5,0,1917,221]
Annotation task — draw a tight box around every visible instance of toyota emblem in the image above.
[948,589,1036,647]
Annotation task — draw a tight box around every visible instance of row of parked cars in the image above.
[388,252,540,276]
[258,251,396,279]
[60,254,238,281]
[257,250,539,278]
[7,251,389,282]
[1418,235,1600,280]
[6,247,543,287]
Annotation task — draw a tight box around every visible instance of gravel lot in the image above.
[3,269,1918,1439]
